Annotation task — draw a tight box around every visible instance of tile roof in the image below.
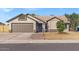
[35,15,70,23]
[6,14,70,23]
[35,15,54,22]
[56,16,70,23]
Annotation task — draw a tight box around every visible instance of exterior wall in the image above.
[48,18,69,32]
[42,23,46,32]
[7,17,37,32]
[48,18,60,31]
[64,24,69,32]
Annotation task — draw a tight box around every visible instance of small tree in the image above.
[56,21,65,33]
[65,13,79,31]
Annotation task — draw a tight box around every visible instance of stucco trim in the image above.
[28,14,45,23]
[6,14,24,22]
[47,16,62,22]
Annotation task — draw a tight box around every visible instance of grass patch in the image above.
[43,32,79,40]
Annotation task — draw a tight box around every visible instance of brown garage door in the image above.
[11,23,33,32]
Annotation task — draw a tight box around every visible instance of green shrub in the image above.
[56,21,65,33]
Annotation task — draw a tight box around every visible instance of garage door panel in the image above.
[12,23,33,32]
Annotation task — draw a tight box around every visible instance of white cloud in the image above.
[1,8,14,12]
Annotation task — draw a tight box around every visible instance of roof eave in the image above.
[6,13,24,22]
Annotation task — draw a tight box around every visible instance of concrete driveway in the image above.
[0,33,33,42]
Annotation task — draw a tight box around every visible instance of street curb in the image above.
[0,40,79,44]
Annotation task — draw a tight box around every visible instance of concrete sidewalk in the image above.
[1,40,79,43]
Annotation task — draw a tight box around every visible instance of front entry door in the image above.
[36,22,42,32]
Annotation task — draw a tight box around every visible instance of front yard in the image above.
[31,32,79,40]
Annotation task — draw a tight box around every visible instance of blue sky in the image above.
[0,8,79,23]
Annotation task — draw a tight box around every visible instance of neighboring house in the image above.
[6,14,70,32]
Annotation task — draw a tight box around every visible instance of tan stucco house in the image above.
[6,14,70,32]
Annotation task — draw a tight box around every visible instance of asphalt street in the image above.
[0,43,79,51]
